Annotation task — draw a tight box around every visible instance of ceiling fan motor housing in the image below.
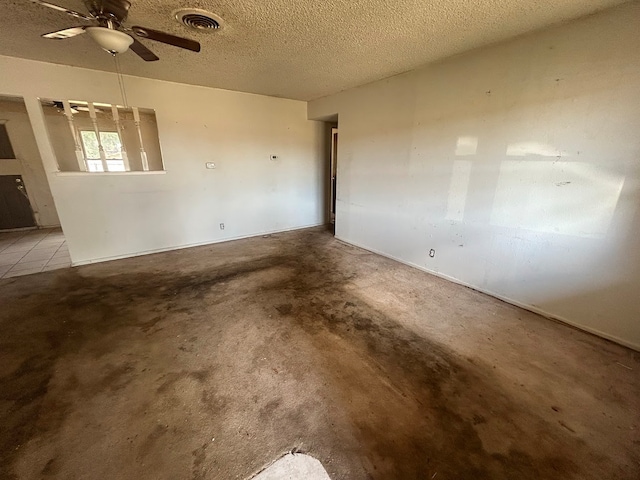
[84,0,131,24]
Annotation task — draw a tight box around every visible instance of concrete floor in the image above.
[0,227,638,479]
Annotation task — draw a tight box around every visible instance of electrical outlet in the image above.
[270,155,278,161]
[205,162,216,169]
[429,249,435,258]
[220,223,225,230]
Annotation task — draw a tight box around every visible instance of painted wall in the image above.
[0,55,325,264]
[308,3,640,349]
[0,98,60,227]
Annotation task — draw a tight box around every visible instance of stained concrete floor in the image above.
[0,227,639,480]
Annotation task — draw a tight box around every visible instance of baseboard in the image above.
[72,223,325,267]
[0,226,38,233]
[335,235,640,352]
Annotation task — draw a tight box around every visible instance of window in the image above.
[80,131,126,172]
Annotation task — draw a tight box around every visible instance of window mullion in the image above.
[132,107,149,171]
[111,105,130,171]
[88,102,108,172]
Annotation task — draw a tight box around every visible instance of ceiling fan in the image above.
[48,100,104,113]
[31,0,201,61]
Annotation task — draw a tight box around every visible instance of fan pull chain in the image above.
[114,54,129,108]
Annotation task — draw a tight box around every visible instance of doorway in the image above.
[0,95,60,230]
[330,127,338,226]
[318,115,338,234]
[0,175,36,230]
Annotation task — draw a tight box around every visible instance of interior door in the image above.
[0,175,36,229]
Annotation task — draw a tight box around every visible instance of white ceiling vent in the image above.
[174,9,222,31]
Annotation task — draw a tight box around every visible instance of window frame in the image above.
[79,129,126,173]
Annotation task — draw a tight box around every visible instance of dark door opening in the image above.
[330,127,338,226]
[0,175,36,230]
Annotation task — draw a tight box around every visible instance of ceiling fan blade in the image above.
[130,38,159,62]
[131,26,200,52]
[42,26,87,39]
[30,0,93,21]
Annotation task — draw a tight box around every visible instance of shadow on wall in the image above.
[534,195,640,346]
[445,135,639,343]
[344,127,639,346]
[447,141,627,238]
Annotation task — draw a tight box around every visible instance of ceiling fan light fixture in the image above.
[86,26,133,53]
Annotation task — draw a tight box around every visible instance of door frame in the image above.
[329,127,338,224]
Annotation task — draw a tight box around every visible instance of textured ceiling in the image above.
[0,0,631,100]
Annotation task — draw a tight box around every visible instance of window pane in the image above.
[106,160,125,172]
[100,132,123,159]
[80,131,100,159]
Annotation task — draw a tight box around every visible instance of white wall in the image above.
[0,55,325,264]
[308,2,640,350]
[0,99,60,227]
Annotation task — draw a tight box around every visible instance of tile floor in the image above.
[0,228,71,279]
